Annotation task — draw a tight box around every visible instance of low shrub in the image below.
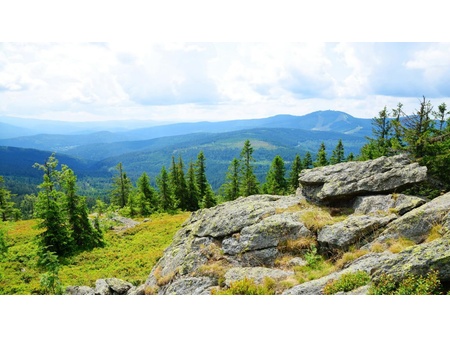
[369,270,442,295]
[211,277,276,295]
[323,271,371,295]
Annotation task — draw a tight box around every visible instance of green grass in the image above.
[0,212,189,295]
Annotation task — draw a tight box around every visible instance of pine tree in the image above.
[170,156,188,210]
[200,184,217,209]
[156,166,175,212]
[330,139,345,165]
[137,172,157,215]
[0,176,19,221]
[404,96,434,158]
[222,158,241,201]
[111,163,132,208]
[60,165,103,251]
[391,102,406,152]
[239,140,259,196]
[288,154,303,193]
[302,152,313,169]
[186,161,199,211]
[33,154,73,257]
[195,151,208,202]
[433,102,448,132]
[313,142,329,167]
[264,155,287,195]
[346,152,355,162]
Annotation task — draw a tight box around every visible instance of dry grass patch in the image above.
[387,237,416,254]
[334,249,368,269]
[369,242,386,253]
[299,207,349,232]
[425,223,446,243]
[278,237,317,255]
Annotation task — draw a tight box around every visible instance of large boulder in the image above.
[144,194,308,294]
[369,191,450,245]
[224,267,294,286]
[298,154,427,204]
[353,194,426,216]
[371,235,450,283]
[318,214,397,254]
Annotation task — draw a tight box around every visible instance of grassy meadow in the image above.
[0,212,190,295]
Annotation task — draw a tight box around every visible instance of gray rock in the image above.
[288,257,307,267]
[95,279,112,295]
[299,154,427,204]
[105,278,133,295]
[318,214,397,253]
[127,284,146,295]
[65,286,95,295]
[164,277,217,295]
[222,213,311,255]
[145,195,301,290]
[353,194,426,216]
[224,267,293,286]
[371,235,450,283]
[335,285,370,295]
[372,191,450,244]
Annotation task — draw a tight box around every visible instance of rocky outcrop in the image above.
[318,214,397,254]
[67,156,450,295]
[298,154,427,204]
[371,235,450,283]
[353,194,426,216]
[365,191,450,246]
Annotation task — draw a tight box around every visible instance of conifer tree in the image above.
[33,154,72,257]
[302,152,313,169]
[222,158,241,201]
[186,161,200,211]
[137,172,157,215]
[0,176,19,221]
[313,142,329,167]
[111,162,132,208]
[200,184,217,209]
[391,102,406,152]
[156,166,175,212]
[404,96,434,158]
[264,155,287,195]
[60,165,103,251]
[239,140,259,196]
[195,151,208,202]
[330,139,345,165]
[288,154,303,193]
[170,156,188,210]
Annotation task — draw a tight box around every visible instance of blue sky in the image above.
[1,3,449,123]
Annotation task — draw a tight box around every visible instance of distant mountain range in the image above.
[0,110,373,199]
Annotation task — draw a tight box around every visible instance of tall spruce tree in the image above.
[186,161,200,211]
[111,163,132,208]
[313,142,329,167]
[302,152,313,169]
[239,140,259,196]
[330,139,345,165]
[0,176,19,221]
[404,96,434,158]
[288,154,303,193]
[195,151,208,202]
[60,165,103,251]
[156,166,175,212]
[264,155,287,195]
[137,172,157,215]
[222,158,241,201]
[170,156,188,210]
[33,154,72,257]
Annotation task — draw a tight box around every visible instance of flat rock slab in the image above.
[298,154,427,204]
[224,267,293,286]
[353,194,426,216]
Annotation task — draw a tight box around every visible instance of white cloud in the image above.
[1,42,450,121]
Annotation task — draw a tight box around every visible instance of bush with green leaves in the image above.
[369,270,442,295]
[304,245,323,269]
[323,271,371,295]
[212,277,276,295]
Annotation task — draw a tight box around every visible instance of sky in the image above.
[1,1,449,123]
[2,41,450,123]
